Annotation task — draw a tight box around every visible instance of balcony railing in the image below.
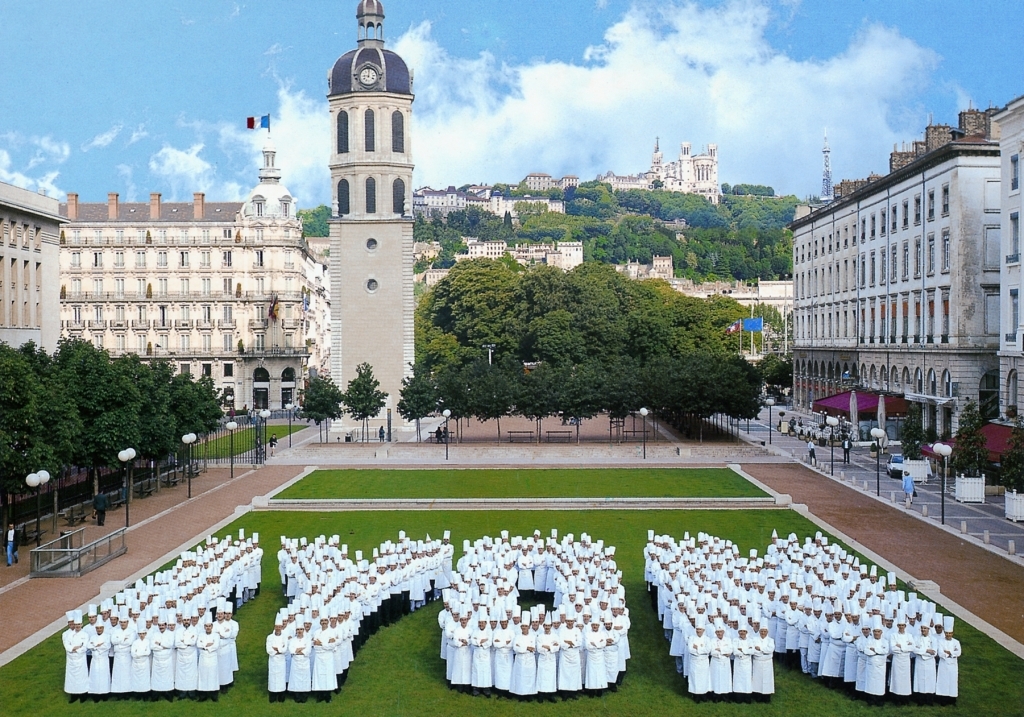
[1008,253,1021,264]
[1007,333,1018,343]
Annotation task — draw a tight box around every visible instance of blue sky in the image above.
[0,0,1020,206]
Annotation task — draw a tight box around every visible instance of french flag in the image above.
[726,320,743,334]
[246,115,270,130]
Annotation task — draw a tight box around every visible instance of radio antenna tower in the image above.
[821,130,834,202]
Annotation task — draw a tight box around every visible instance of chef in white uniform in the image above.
[888,610,914,701]
[129,620,153,699]
[687,615,711,702]
[470,610,494,697]
[266,619,288,702]
[863,615,889,705]
[913,619,938,702]
[751,625,775,702]
[87,622,112,701]
[535,614,559,701]
[196,615,221,701]
[935,616,960,705]
[491,613,515,695]
[149,611,176,700]
[557,612,583,696]
[511,615,538,700]
[63,611,89,702]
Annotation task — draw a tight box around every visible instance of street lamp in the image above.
[117,448,136,527]
[181,433,197,498]
[483,343,496,365]
[25,470,50,546]
[932,442,953,525]
[870,427,886,496]
[442,409,451,461]
[826,416,839,475]
[285,403,294,447]
[259,409,271,464]
[640,407,649,460]
[225,421,238,480]
[766,397,776,445]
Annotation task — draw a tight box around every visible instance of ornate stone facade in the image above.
[598,139,721,203]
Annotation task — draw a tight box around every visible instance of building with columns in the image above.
[57,142,329,411]
[327,0,415,420]
[995,97,1024,419]
[791,111,1002,437]
[0,181,64,351]
[598,138,721,203]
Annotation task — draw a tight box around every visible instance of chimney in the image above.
[67,193,78,220]
[107,192,119,220]
[193,192,205,220]
[149,192,161,220]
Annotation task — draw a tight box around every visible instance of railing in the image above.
[29,527,127,578]
[1008,253,1020,264]
[1007,333,1018,343]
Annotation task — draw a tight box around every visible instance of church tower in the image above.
[327,0,414,420]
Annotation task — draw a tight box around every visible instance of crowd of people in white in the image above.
[439,530,630,701]
[62,530,261,702]
[648,529,962,706]
[269,530,451,703]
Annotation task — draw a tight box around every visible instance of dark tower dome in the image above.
[327,0,411,97]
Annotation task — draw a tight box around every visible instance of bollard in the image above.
[921,505,928,517]
[840,471,845,482]
[1009,540,1016,556]
[984,530,990,544]
[863,480,870,491]
[890,491,896,503]
[960,521,967,535]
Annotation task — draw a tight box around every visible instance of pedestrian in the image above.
[269,434,278,457]
[807,440,816,466]
[378,426,386,443]
[6,522,17,566]
[903,470,916,505]
[842,437,852,464]
[93,492,110,527]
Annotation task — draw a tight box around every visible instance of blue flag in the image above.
[743,317,763,332]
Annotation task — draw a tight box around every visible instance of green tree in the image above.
[342,363,388,442]
[759,353,793,396]
[466,358,516,442]
[297,205,330,237]
[303,375,344,442]
[557,362,603,443]
[901,403,925,460]
[951,399,988,477]
[0,345,54,522]
[1000,417,1024,492]
[119,356,175,461]
[169,372,223,436]
[397,363,437,442]
[514,362,559,442]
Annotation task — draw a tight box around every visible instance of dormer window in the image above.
[282,201,290,218]
[255,201,264,217]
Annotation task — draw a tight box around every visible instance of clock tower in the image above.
[327,0,414,422]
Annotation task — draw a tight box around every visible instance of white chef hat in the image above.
[943,615,954,632]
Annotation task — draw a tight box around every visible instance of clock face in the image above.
[359,67,379,87]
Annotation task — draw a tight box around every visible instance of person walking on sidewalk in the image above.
[6,523,18,566]
[93,492,109,527]
[903,471,916,505]
[807,440,816,467]
[842,438,852,464]
[378,426,386,443]
[269,434,278,457]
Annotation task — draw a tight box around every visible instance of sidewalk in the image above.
[0,461,307,659]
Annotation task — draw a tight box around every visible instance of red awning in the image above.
[812,391,908,420]
[921,422,1013,463]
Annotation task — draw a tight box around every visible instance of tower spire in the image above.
[821,130,833,202]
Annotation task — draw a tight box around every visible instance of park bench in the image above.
[507,430,535,443]
[622,429,652,442]
[108,491,126,509]
[161,472,183,488]
[134,478,158,499]
[62,502,90,527]
[18,523,45,546]
[546,430,573,443]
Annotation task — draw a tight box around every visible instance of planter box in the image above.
[954,474,985,504]
[1006,491,1024,522]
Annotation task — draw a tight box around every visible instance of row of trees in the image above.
[302,363,388,442]
[393,353,762,442]
[0,339,222,507]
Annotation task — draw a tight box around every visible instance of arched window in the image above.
[915,368,923,393]
[943,370,952,397]
[254,367,270,382]
[282,367,296,382]
[392,111,404,153]
[366,177,376,214]
[928,369,936,395]
[365,109,375,152]
[337,111,349,154]
[393,178,405,215]
[1008,370,1019,410]
[338,179,350,216]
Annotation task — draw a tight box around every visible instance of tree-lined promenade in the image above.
[0,339,222,526]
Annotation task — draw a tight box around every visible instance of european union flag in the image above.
[743,317,763,332]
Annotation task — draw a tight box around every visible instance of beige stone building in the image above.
[598,138,721,203]
[0,181,64,351]
[58,142,329,411]
[327,0,415,424]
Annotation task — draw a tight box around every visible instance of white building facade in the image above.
[995,97,1024,418]
[0,181,63,351]
[791,128,1001,436]
[58,143,327,411]
[598,139,721,204]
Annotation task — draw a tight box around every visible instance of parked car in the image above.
[886,454,905,480]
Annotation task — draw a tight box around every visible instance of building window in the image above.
[392,111,404,153]
[135,250,146,268]
[879,251,886,284]
[223,305,233,322]
[157,251,167,267]
[224,362,233,377]
[927,190,935,221]
[93,252,103,268]
[914,238,921,277]
[180,278,190,295]
[255,201,264,217]
[393,178,406,215]
[338,179,350,215]
[222,277,233,294]
[880,209,887,236]
[869,252,876,286]
[986,225,1002,268]
[201,278,211,295]
[860,219,866,243]
[255,250,264,267]
[891,245,898,281]
[201,251,211,267]
[1013,214,1020,255]
[870,215,876,239]
[366,177,377,214]
[114,251,124,268]
[337,110,349,154]
[115,278,125,297]
[986,292,1000,334]
[223,334,233,351]
[914,195,921,224]
[891,205,898,233]
[1013,290,1020,338]
[927,234,935,274]
[256,228,264,242]
[366,278,379,292]
[942,230,950,271]
[255,334,265,350]
[364,109,375,152]
[941,184,949,215]
[179,251,189,267]
[71,252,81,268]
[222,250,232,267]
[1013,154,1020,191]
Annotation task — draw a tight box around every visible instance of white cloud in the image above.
[81,124,123,152]
[116,163,138,202]
[148,143,244,201]
[387,0,937,196]
[127,124,149,146]
[0,134,68,197]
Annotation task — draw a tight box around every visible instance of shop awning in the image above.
[812,390,909,420]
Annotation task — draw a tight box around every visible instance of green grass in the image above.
[199,425,306,459]
[277,467,768,500]
[3,509,1021,717]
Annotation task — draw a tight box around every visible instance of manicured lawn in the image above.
[277,467,768,500]
[198,424,306,459]
[3,509,1020,717]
